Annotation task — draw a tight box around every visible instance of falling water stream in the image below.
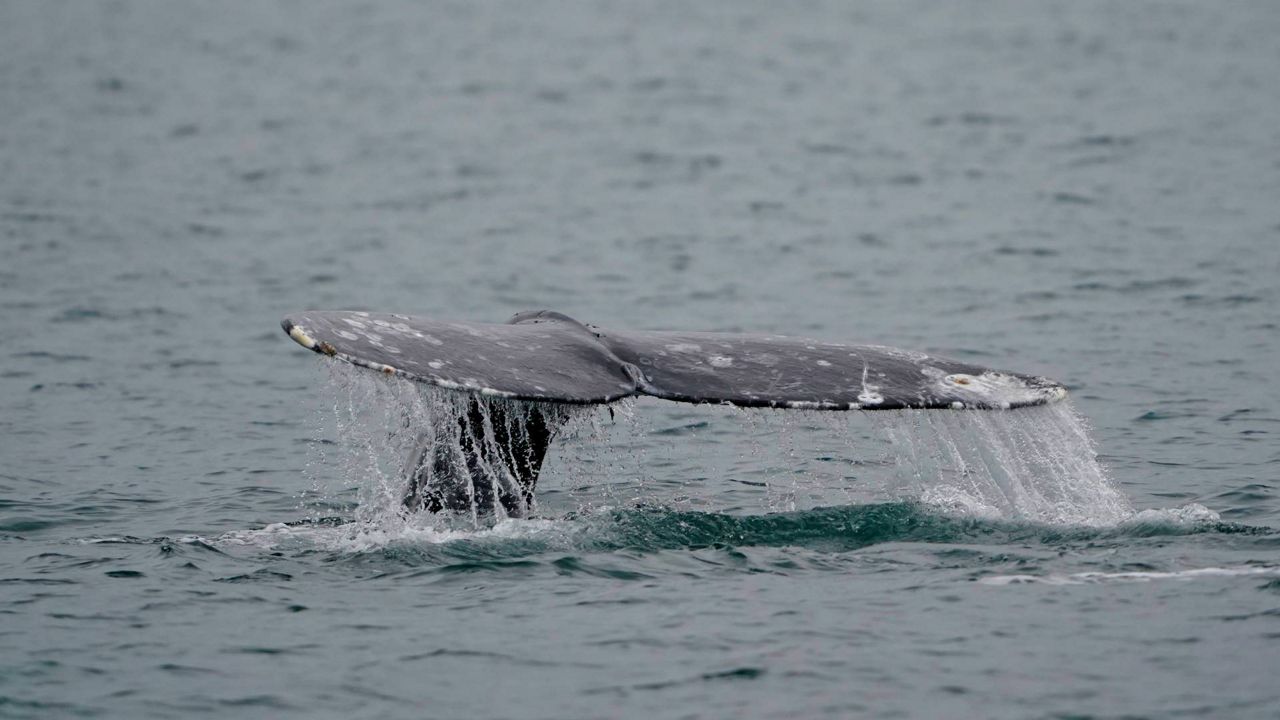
[870,404,1133,525]
[312,363,1135,534]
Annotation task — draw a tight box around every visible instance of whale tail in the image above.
[283,310,1067,516]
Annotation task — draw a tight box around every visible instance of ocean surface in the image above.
[3,2,1279,718]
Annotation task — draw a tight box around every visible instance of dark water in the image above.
[3,1,1280,718]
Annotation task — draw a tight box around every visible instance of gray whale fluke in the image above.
[282,310,1067,516]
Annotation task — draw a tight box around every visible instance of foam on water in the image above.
[219,516,578,554]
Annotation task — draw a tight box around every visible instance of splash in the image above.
[868,402,1133,525]
[307,364,1141,538]
[306,362,610,533]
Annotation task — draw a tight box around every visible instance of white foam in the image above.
[916,485,1005,521]
[218,516,575,554]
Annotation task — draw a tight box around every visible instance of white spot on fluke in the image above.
[288,325,317,349]
[936,371,1065,409]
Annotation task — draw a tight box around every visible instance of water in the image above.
[3,1,1280,718]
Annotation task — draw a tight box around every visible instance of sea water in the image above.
[4,2,1279,718]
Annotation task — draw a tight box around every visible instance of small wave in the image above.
[217,516,577,555]
[914,494,1223,527]
[979,565,1280,586]
[1127,503,1223,524]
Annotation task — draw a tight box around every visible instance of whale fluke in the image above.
[282,310,1066,411]
[282,310,635,404]
[282,310,1067,517]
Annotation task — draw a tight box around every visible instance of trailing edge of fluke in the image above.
[281,309,1067,411]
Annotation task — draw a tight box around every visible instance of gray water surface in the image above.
[3,2,1279,718]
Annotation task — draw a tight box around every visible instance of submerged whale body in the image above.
[282,310,1067,517]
